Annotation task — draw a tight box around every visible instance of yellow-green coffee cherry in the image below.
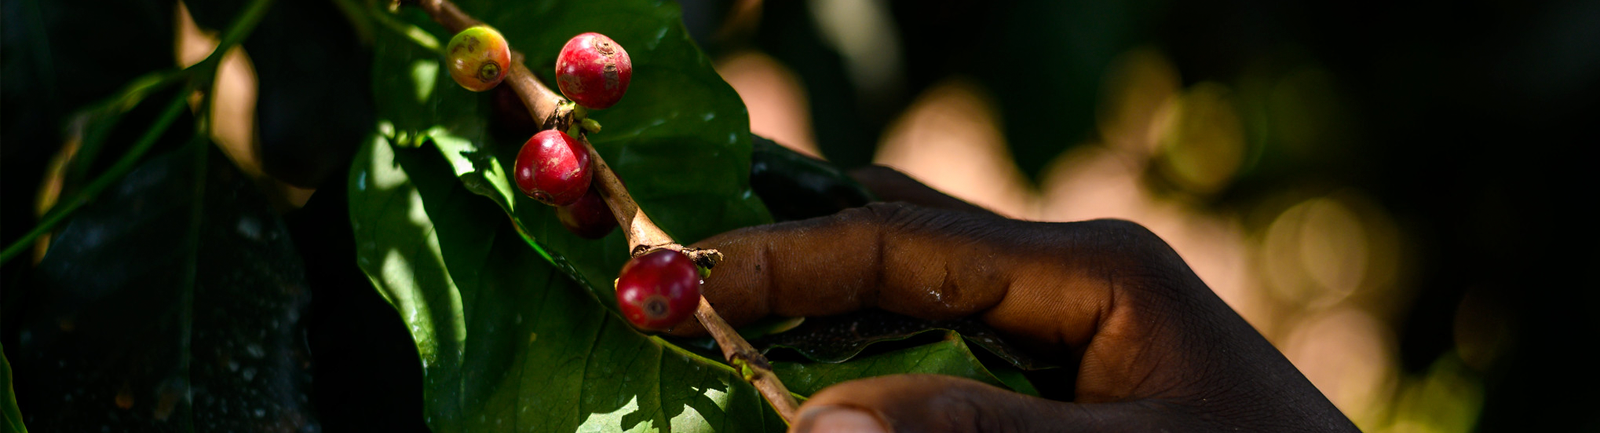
[446,26,511,92]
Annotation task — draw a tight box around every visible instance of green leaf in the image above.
[758,309,1058,371]
[12,145,318,431]
[2,342,23,433]
[351,136,788,433]
[986,364,1041,398]
[772,331,1038,397]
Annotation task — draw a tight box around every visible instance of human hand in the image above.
[675,166,1359,432]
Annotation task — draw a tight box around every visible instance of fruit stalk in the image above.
[410,0,799,423]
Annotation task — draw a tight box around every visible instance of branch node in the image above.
[630,244,723,271]
[631,244,664,258]
[683,247,724,270]
[544,99,576,132]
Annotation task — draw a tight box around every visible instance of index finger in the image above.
[672,203,1129,359]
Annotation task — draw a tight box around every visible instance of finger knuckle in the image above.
[861,201,923,228]
[1082,218,1161,247]
[1078,218,1199,297]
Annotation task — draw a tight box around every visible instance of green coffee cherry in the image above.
[446,26,511,92]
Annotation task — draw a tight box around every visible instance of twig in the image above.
[574,135,724,267]
[505,58,573,133]
[413,0,480,31]
[695,297,801,418]
[410,0,798,423]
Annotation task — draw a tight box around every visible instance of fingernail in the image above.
[793,405,888,433]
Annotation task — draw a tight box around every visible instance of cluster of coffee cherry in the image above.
[446,27,699,331]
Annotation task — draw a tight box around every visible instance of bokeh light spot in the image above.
[875,78,1036,218]
[1096,47,1180,157]
[715,51,820,158]
[1262,195,1371,308]
[1154,83,1245,194]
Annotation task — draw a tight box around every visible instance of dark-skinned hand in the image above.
[671,166,1359,433]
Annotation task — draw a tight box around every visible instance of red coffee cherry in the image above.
[615,250,701,331]
[446,26,511,92]
[555,32,633,109]
[513,130,592,206]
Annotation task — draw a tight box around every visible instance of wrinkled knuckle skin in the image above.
[861,201,923,228]
[1078,218,1203,305]
[863,201,1004,237]
[822,201,911,230]
[1079,219,1180,272]
[1080,218,1163,251]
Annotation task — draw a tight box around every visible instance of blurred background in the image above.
[686,0,1597,431]
[4,0,1597,431]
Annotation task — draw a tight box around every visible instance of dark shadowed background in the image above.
[4,0,1596,431]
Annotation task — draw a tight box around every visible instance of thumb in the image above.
[788,374,1177,433]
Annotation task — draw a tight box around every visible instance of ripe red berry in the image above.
[446,26,511,92]
[557,184,617,239]
[616,250,701,331]
[555,32,632,109]
[514,130,592,206]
